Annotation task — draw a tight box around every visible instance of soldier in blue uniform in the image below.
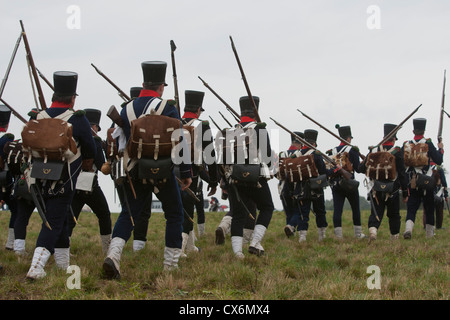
[327,125,365,239]
[402,118,444,238]
[0,105,17,251]
[68,108,112,254]
[26,71,97,279]
[180,90,218,256]
[360,124,409,240]
[293,129,334,242]
[224,96,274,259]
[103,61,192,278]
[277,131,303,238]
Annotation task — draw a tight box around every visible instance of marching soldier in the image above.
[68,108,112,254]
[422,162,447,230]
[180,89,218,256]
[293,129,332,242]
[0,105,17,251]
[360,124,409,240]
[327,125,365,239]
[403,118,444,238]
[278,131,303,238]
[103,61,192,279]
[222,96,274,259]
[25,71,97,279]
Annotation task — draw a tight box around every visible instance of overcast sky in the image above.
[1,1,450,213]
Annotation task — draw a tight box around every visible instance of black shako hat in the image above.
[0,105,12,127]
[141,61,168,86]
[336,124,353,139]
[84,108,102,132]
[383,123,398,140]
[239,96,259,115]
[292,131,304,143]
[184,90,205,112]
[413,118,427,132]
[53,71,78,96]
[304,129,318,144]
[130,87,142,99]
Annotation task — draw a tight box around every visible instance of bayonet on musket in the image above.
[36,68,54,91]
[91,63,130,102]
[438,70,446,143]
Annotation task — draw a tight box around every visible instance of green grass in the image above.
[0,207,448,300]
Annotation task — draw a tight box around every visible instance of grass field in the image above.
[0,207,448,301]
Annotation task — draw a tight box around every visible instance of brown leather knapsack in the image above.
[365,150,397,181]
[21,110,78,162]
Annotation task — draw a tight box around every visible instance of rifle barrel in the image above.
[297,109,365,160]
[170,40,181,116]
[0,31,22,99]
[0,98,27,124]
[438,69,446,143]
[198,76,240,118]
[91,63,130,101]
[20,20,46,110]
[376,104,422,147]
[229,36,261,123]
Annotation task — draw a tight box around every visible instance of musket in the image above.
[208,115,222,131]
[91,63,130,102]
[438,70,446,143]
[20,20,46,110]
[229,36,261,123]
[0,98,27,124]
[218,111,233,127]
[0,31,22,99]
[198,76,240,119]
[376,104,422,147]
[227,108,240,122]
[107,105,124,128]
[176,176,201,202]
[297,109,365,160]
[36,68,54,91]
[170,40,181,116]
[270,117,352,180]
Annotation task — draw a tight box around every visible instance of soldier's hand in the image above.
[438,141,444,150]
[180,178,192,191]
[207,185,217,196]
[403,196,409,203]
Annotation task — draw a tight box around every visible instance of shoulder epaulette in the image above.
[167,99,176,106]
[256,122,267,129]
[4,133,14,140]
[426,138,432,143]
[314,150,321,155]
[325,149,332,155]
[94,136,102,142]
[73,110,86,116]
[201,120,210,126]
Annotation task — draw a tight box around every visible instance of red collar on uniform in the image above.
[382,141,394,147]
[288,145,300,151]
[182,111,199,119]
[414,135,424,140]
[0,127,6,133]
[50,101,72,109]
[339,142,347,146]
[240,116,255,123]
[302,145,311,150]
[138,89,160,98]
